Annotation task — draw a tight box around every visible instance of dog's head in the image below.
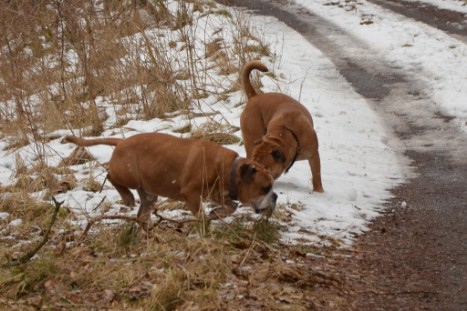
[251,140,287,179]
[235,159,277,214]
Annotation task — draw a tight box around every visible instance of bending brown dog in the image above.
[65,133,277,227]
[240,60,324,192]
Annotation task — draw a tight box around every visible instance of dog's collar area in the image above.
[284,128,300,173]
[230,157,242,201]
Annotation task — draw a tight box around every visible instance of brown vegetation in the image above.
[0,0,264,144]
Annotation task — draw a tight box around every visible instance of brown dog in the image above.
[240,60,324,192]
[65,133,277,227]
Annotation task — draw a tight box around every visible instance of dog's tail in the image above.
[242,60,268,99]
[65,135,122,147]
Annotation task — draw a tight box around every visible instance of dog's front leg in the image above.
[180,190,208,219]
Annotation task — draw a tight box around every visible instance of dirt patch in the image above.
[369,0,467,40]
[334,149,467,310]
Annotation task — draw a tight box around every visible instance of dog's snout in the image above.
[272,192,278,203]
[254,191,278,214]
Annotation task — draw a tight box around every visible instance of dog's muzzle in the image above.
[254,191,278,214]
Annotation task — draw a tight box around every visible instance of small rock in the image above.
[9,219,22,226]
[0,212,9,220]
[103,289,114,302]
[44,279,64,294]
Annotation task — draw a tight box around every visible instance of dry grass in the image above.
[0,0,267,150]
[0,207,345,310]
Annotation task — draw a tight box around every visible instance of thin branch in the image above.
[153,209,197,225]
[78,209,197,242]
[2,197,63,267]
[78,214,147,242]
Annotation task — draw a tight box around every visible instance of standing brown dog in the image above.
[240,60,324,192]
[65,133,277,228]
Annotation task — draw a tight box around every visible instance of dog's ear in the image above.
[271,149,286,163]
[239,163,257,182]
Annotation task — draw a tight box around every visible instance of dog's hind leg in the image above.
[241,122,266,158]
[308,153,324,193]
[108,175,135,206]
[304,129,324,193]
[136,189,158,230]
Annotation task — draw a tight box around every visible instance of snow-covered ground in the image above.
[1,0,464,246]
[295,0,467,132]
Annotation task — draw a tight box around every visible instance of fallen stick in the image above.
[78,214,147,242]
[2,197,63,267]
[78,209,197,242]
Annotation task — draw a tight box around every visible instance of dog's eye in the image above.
[261,184,272,194]
[271,150,285,163]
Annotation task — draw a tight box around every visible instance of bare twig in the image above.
[99,175,108,193]
[153,209,197,225]
[238,233,257,268]
[79,214,147,242]
[92,196,107,212]
[78,209,197,242]
[2,197,63,267]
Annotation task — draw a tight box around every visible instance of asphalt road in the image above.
[219,0,467,309]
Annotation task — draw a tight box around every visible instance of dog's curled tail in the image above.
[65,135,122,147]
[242,60,268,99]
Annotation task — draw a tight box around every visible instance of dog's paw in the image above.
[313,187,324,193]
[209,205,237,219]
